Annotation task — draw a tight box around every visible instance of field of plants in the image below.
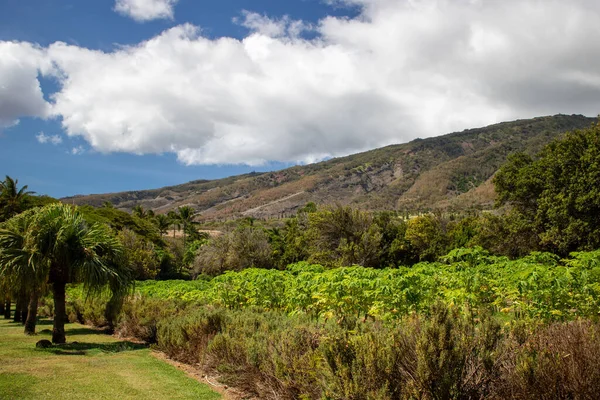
[58,248,600,399]
[119,247,600,323]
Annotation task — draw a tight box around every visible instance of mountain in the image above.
[63,114,596,220]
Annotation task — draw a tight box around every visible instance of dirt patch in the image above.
[151,351,256,400]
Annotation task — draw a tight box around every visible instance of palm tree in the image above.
[0,210,45,334]
[0,176,34,222]
[167,210,180,238]
[29,204,132,343]
[154,214,170,236]
[132,205,146,219]
[177,206,196,246]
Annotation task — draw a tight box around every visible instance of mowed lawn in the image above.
[0,318,220,400]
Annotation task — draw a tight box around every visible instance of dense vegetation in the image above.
[2,120,600,399]
[61,249,600,399]
[133,248,600,323]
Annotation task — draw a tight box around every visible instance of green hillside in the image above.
[64,114,596,219]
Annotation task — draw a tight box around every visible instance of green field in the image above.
[0,318,220,400]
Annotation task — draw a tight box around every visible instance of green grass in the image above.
[0,317,220,400]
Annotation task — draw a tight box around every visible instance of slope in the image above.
[63,114,596,219]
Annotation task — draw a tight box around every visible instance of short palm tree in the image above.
[0,210,45,334]
[132,205,146,219]
[29,204,133,343]
[154,214,170,236]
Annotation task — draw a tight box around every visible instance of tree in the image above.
[117,229,160,280]
[494,122,600,254]
[0,210,45,334]
[193,234,231,276]
[193,226,273,276]
[373,211,409,267]
[154,214,171,236]
[278,215,310,267]
[132,205,147,219]
[404,214,448,262]
[0,176,34,222]
[167,210,180,238]
[177,206,196,246]
[307,206,382,268]
[27,204,132,343]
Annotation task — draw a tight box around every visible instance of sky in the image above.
[1,0,599,198]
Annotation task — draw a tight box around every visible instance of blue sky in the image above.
[0,0,357,198]
[1,0,599,198]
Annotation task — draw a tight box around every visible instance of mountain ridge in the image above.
[63,114,597,220]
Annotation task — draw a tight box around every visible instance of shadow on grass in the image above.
[42,341,147,356]
[66,327,111,336]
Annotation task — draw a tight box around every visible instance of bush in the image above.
[60,290,600,399]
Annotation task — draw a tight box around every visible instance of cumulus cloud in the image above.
[3,0,600,165]
[0,41,51,129]
[36,132,63,145]
[114,0,178,22]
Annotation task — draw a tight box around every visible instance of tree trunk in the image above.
[52,281,67,344]
[24,291,39,335]
[0,296,4,316]
[3,299,10,319]
[104,293,122,334]
[13,296,23,323]
[21,301,28,325]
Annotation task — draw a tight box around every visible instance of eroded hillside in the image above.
[63,114,596,219]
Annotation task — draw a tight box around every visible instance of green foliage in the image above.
[78,205,163,245]
[495,122,600,254]
[307,206,382,268]
[0,176,34,222]
[0,203,135,342]
[154,213,171,236]
[404,214,446,261]
[125,249,600,323]
[64,293,600,400]
[193,226,273,276]
[117,228,160,280]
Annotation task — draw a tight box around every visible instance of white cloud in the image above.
[0,41,51,129]
[36,132,63,145]
[71,146,85,155]
[3,0,600,165]
[235,11,311,38]
[114,0,178,22]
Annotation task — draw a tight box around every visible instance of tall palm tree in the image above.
[167,210,180,238]
[0,176,34,222]
[177,206,196,246]
[29,204,132,343]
